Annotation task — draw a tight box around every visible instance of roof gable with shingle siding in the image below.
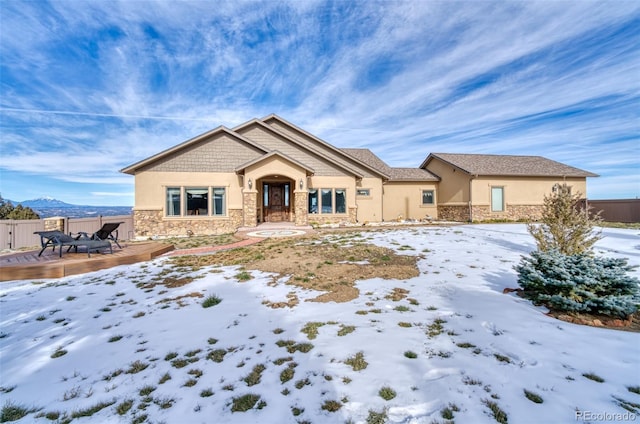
[342,148,439,182]
[235,121,364,178]
[121,127,268,174]
[260,115,388,179]
[422,153,598,177]
[132,132,266,173]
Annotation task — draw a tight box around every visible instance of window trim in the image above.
[164,186,227,217]
[308,188,348,214]
[491,186,505,212]
[356,188,371,197]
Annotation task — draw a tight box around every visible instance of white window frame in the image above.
[491,186,505,212]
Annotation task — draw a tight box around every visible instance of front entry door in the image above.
[264,183,290,222]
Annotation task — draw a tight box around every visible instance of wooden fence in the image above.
[579,199,640,223]
[0,215,134,251]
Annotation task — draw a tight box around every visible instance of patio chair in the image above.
[80,222,124,249]
[34,230,112,258]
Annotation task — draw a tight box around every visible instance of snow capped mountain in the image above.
[19,197,75,208]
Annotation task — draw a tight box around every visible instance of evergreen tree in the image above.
[0,194,40,219]
[516,249,639,318]
[527,183,601,255]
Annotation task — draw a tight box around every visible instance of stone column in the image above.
[44,216,65,232]
[243,191,258,227]
[294,191,308,226]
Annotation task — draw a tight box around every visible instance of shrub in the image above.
[482,399,508,424]
[516,250,639,318]
[280,367,295,384]
[243,364,265,386]
[527,184,601,255]
[231,394,263,412]
[367,409,388,424]
[378,386,396,401]
[1,401,37,422]
[345,352,368,371]
[582,372,605,383]
[524,389,543,403]
[202,295,222,308]
[321,400,342,412]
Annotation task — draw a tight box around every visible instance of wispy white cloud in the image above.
[1,0,638,204]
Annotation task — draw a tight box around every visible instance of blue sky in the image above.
[1,0,638,206]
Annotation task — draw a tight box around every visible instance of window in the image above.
[213,187,226,216]
[356,189,370,196]
[308,188,347,214]
[491,187,504,212]
[185,188,208,215]
[321,189,333,213]
[308,189,318,214]
[422,190,434,205]
[166,187,180,216]
[165,186,226,217]
[335,189,346,213]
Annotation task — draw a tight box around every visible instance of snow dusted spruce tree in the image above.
[526,183,601,255]
[516,184,640,319]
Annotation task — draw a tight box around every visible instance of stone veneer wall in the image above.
[437,205,471,222]
[294,191,308,226]
[471,204,544,222]
[306,207,357,226]
[134,209,243,237]
[243,192,257,227]
[44,217,66,232]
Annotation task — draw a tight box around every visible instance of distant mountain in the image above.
[19,197,75,208]
[8,197,132,218]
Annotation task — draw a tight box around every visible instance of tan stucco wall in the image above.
[133,171,243,211]
[132,171,245,236]
[244,156,307,185]
[382,182,438,221]
[424,158,470,204]
[354,177,384,223]
[469,176,588,221]
[426,157,590,221]
[471,177,588,205]
[307,175,358,224]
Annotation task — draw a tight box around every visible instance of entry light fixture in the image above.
[299,178,304,190]
[248,178,253,190]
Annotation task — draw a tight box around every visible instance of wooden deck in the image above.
[0,242,174,282]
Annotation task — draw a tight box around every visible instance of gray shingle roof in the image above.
[342,148,440,181]
[424,153,598,177]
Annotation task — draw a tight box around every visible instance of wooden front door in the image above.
[264,183,290,222]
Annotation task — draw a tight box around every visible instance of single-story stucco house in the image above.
[121,114,597,237]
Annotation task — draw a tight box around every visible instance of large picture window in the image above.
[491,187,504,212]
[185,188,208,216]
[165,187,226,217]
[308,188,347,214]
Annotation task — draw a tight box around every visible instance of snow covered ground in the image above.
[1,224,638,423]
